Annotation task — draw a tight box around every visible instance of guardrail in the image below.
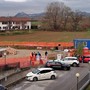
[71,73,90,90]
[0,69,89,90]
[0,68,31,87]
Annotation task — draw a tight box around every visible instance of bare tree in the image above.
[44,2,71,31]
[61,6,71,30]
[70,10,83,31]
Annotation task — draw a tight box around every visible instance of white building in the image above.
[0,17,31,30]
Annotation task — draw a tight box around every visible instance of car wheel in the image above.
[51,75,56,80]
[73,63,77,67]
[88,61,90,64]
[33,77,38,81]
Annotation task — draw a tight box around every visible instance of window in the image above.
[82,41,87,47]
[68,58,77,60]
[40,70,51,74]
[3,27,8,30]
[55,62,61,65]
[32,69,40,74]
[64,58,68,61]
[2,21,8,24]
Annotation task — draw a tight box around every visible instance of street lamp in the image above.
[88,61,90,82]
[76,73,80,90]
[3,52,7,81]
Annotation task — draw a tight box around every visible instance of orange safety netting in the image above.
[0,41,74,48]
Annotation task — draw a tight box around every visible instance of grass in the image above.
[0,30,90,42]
[86,85,90,90]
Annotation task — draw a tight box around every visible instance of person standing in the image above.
[45,51,48,60]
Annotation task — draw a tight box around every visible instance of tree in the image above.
[61,6,71,30]
[44,2,71,31]
[70,10,83,31]
[75,43,84,56]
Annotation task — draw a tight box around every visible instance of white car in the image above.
[55,57,79,67]
[26,68,57,81]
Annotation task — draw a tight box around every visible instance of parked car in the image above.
[0,84,7,90]
[45,60,70,70]
[55,57,79,67]
[26,68,57,81]
[79,56,90,63]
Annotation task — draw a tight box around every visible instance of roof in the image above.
[0,48,7,52]
[0,17,30,22]
[74,39,90,41]
[38,67,53,71]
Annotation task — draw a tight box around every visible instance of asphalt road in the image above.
[9,63,89,90]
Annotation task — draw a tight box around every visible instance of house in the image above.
[0,17,31,30]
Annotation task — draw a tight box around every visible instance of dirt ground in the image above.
[5,48,68,60]
[6,49,57,59]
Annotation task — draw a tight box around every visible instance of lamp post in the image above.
[76,73,80,90]
[3,52,7,81]
[88,61,90,82]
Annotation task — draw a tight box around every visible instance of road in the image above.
[8,63,89,90]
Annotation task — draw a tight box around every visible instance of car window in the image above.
[66,58,77,60]
[47,62,55,64]
[64,58,68,60]
[72,58,77,60]
[55,62,61,65]
[84,56,90,58]
[40,70,52,74]
[32,69,40,74]
[68,58,73,60]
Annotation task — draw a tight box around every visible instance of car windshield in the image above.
[32,69,40,74]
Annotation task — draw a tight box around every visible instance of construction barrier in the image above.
[0,56,47,69]
[0,41,74,48]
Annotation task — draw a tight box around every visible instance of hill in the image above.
[15,12,45,19]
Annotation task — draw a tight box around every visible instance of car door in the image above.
[54,62,62,69]
[38,70,46,80]
[43,70,52,79]
[38,70,51,80]
[62,58,70,64]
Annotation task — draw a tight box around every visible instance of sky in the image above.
[0,0,90,16]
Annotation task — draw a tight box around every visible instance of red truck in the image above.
[79,47,90,63]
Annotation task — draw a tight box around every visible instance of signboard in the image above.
[57,54,62,60]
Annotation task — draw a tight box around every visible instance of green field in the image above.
[0,30,90,42]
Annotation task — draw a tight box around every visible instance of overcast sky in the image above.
[0,0,90,16]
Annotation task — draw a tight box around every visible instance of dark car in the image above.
[45,60,71,70]
[0,84,7,90]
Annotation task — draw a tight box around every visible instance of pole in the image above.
[4,52,7,67]
[76,73,80,90]
[77,77,79,90]
[5,54,6,65]
[3,52,7,81]
[88,61,90,82]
